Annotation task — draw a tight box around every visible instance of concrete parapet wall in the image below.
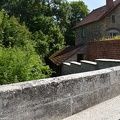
[62,62,81,75]
[1,66,120,120]
[80,60,97,72]
[70,61,81,74]
[62,62,71,75]
[96,59,120,69]
[62,59,120,75]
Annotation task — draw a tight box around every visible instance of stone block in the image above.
[94,72,110,89]
[33,98,71,120]
[110,82,120,98]
[82,75,95,92]
[110,66,120,85]
[52,76,83,99]
[97,86,112,102]
[72,91,98,115]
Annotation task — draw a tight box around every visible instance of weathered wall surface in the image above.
[75,21,103,45]
[1,65,120,120]
[86,40,120,61]
[65,45,87,62]
[102,5,120,37]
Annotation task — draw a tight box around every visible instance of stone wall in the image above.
[1,65,120,120]
[102,5,120,37]
[75,21,103,45]
[75,5,120,45]
[86,40,120,61]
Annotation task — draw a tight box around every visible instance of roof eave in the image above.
[73,20,99,29]
[74,1,120,29]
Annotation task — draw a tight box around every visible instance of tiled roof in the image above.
[74,0,120,28]
[49,45,84,66]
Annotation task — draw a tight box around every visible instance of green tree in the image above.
[0,10,52,84]
[64,1,89,45]
[0,0,70,47]
[0,9,32,48]
[0,0,89,53]
[70,1,89,25]
[32,30,49,57]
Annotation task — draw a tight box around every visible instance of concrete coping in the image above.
[96,59,120,63]
[63,62,71,66]
[0,66,120,91]
[70,61,81,65]
[80,60,97,65]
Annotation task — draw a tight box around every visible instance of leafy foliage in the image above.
[0,47,51,85]
[0,0,89,84]
[64,1,89,45]
[0,10,52,84]
[0,9,32,48]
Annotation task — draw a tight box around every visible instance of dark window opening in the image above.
[113,33,117,37]
[112,15,115,23]
[77,54,84,62]
[81,27,85,37]
[109,32,118,38]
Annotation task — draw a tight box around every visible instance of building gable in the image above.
[74,0,120,45]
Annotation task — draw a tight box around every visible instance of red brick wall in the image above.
[86,40,120,61]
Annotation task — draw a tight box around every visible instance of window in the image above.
[108,30,119,38]
[111,15,115,23]
[81,27,85,37]
[77,54,84,62]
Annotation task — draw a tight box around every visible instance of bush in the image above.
[0,47,52,85]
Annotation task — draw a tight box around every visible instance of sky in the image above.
[68,0,106,11]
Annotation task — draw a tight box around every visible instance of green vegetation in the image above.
[100,35,120,41]
[0,10,52,84]
[0,47,51,84]
[0,0,89,84]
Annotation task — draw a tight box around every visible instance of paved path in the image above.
[63,95,120,120]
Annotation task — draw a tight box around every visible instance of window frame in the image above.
[111,14,115,23]
[108,29,119,38]
[81,27,85,37]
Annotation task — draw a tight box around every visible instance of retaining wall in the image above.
[1,66,120,120]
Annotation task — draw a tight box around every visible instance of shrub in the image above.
[0,47,52,85]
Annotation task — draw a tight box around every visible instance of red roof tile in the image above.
[49,45,85,66]
[74,0,120,28]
